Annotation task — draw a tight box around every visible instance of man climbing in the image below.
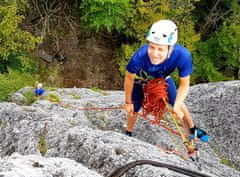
[124,19,208,142]
[34,82,45,97]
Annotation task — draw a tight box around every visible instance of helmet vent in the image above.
[163,34,167,37]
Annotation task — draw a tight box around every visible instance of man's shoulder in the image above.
[131,44,148,61]
[134,44,148,55]
[174,44,190,55]
[173,44,191,60]
[174,44,190,54]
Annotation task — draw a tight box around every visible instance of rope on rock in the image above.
[107,160,213,177]
[58,79,198,161]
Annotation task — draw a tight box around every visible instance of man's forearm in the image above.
[174,85,189,107]
[174,76,190,107]
[124,74,134,103]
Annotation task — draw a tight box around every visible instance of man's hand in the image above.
[173,104,184,119]
[125,103,134,116]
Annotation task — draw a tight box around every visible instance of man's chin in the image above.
[151,58,163,63]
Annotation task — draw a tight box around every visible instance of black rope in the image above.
[107,160,213,177]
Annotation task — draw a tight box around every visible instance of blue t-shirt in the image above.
[34,88,45,96]
[126,44,193,78]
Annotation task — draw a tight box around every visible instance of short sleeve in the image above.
[126,52,141,74]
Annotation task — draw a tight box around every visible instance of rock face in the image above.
[186,81,240,168]
[0,153,103,177]
[0,81,240,177]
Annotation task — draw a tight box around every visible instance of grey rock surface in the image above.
[9,93,26,105]
[0,81,240,177]
[186,80,240,168]
[0,153,103,177]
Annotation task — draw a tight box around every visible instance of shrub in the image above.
[0,71,36,101]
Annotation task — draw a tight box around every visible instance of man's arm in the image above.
[124,71,136,104]
[173,75,190,118]
[124,71,136,114]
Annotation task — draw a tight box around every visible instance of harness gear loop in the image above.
[142,78,169,120]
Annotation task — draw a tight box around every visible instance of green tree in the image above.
[212,23,240,79]
[0,3,42,100]
[0,4,41,60]
[80,0,132,33]
[191,41,225,83]
[191,21,240,83]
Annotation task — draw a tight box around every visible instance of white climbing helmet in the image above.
[37,83,43,88]
[146,19,178,45]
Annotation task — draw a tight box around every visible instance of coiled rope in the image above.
[142,78,169,119]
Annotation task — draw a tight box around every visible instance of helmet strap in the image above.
[166,45,170,59]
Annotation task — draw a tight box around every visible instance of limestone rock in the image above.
[0,153,103,177]
[0,81,240,177]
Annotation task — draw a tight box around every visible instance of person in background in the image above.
[34,82,45,97]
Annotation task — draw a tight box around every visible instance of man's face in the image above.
[148,42,169,64]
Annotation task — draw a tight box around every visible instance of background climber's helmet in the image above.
[37,83,43,88]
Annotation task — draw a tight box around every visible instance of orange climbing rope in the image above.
[58,79,198,161]
[142,78,169,119]
[139,78,197,159]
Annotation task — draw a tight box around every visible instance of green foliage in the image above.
[191,41,226,83]
[0,0,29,12]
[213,23,240,79]
[39,64,63,88]
[8,54,37,73]
[71,93,81,99]
[177,21,200,51]
[23,90,37,105]
[91,87,108,95]
[191,54,226,83]
[0,4,42,60]
[126,0,168,40]
[46,93,60,102]
[228,0,240,25]
[220,158,240,171]
[193,22,240,82]
[117,43,140,76]
[0,0,238,87]
[80,0,132,33]
[38,124,48,156]
[0,70,36,101]
[211,144,240,171]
